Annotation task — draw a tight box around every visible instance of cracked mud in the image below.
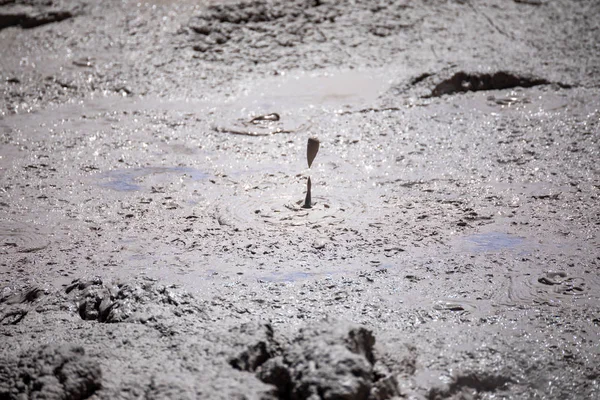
[1,0,599,399]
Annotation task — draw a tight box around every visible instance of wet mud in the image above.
[1,0,599,399]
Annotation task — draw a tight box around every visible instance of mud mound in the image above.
[65,277,206,323]
[231,321,400,400]
[0,344,101,400]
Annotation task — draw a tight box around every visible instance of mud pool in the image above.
[1,0,599,399]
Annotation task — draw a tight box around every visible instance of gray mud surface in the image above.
[1,0,599,398]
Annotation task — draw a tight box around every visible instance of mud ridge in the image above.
[426,71,566,97]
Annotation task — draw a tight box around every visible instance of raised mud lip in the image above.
[389,67,574,100]
[0,2,77,30]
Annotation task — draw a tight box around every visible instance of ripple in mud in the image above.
[503,271,600,306]
[97,167,208,192]
[0,220,50,254]
[214,191,368,230]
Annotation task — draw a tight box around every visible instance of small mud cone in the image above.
[303,177,312,209]
[307,137,320,168]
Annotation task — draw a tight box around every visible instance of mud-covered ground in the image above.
[1,0,599,399]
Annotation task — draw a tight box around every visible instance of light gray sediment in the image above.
[1,0,599,399]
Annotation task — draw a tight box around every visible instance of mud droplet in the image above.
[307,137,320,168]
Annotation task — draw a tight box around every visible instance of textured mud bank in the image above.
[1,0,599,399]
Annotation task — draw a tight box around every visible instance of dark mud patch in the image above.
[229,323,280,372]
[0,286,45,325]
[504,270,600,306]
[394,69,570,99]
[427,71,558,98]
[0,344,101,400]
[0,2,75,30]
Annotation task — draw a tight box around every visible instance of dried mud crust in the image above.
[0,279,405,399]
[186,0,419,66]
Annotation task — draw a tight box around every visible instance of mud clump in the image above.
[66,277,205,324]
[229,323,280,372]
[0,344,101,400]
[232,321,400,400]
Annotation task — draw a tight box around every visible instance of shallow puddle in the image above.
[448,87,598,117]
[97,166,208,192]
[463,232,525,252]
[243,69,390,109]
